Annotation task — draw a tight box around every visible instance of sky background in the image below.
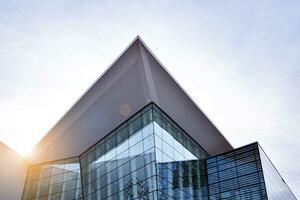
[0,0,299,197]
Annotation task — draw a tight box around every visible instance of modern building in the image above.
[1,37,296,200]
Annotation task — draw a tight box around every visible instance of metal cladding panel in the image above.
[0,142,28,200]
[30,37,232,164]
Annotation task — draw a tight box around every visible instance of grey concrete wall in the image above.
[0,142,28,200]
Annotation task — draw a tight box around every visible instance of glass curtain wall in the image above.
[80,105,157,200]
[21,103,298,200]
[206,143,267,200]
[152,105,209,199]
[22,158,82,200]
[259,145,297,200]
[79,103,209,200]
[22,103,210,200]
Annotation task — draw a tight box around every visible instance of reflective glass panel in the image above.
[22,158,82,200]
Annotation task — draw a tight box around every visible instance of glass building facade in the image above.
[206,143,267,200]
[206,143,297,200]
[22,158,82,200]
[22,103,297,200]
[79,103,209,200]
[259,145,297,200]
[80,105,158,200]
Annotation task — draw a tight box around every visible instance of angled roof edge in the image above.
[31,36,233,161]
[33,36,142,145]
[31,36,143,157]
[136,37,233,150]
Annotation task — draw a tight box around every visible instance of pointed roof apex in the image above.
[133,35,142,41]
[128,35,149,50]
[30,37,232,164]
[124,35,143,47]
[134,35,141,40]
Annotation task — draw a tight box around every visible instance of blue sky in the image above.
[0,0,299,197]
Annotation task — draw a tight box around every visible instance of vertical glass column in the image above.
[152,105,209,200]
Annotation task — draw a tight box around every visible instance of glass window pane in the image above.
[129,130,143,147]
[23,158,82,200]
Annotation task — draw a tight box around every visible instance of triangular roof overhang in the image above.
[30,36,233,164]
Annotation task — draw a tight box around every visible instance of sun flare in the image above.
[5,138,36,158]
[16,146,33,157]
